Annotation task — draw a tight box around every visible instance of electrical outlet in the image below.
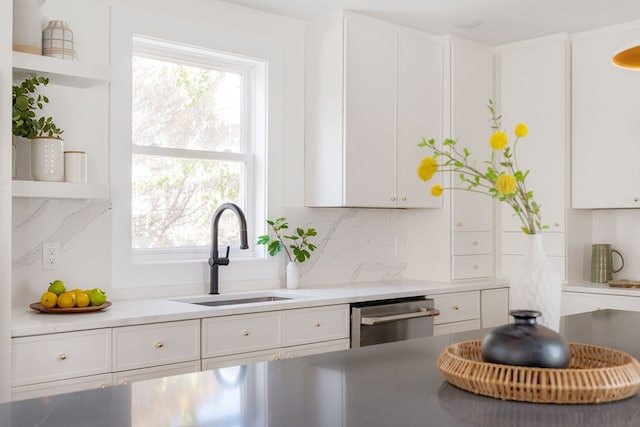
[42,242,60,271]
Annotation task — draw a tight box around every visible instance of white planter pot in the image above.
[286,262,300,289]
[13,0,45,55]
[31,136,64,182]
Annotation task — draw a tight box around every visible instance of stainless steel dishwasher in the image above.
[350,296,440,348]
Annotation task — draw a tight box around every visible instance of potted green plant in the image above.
[12,76,65,181]
[257,217,317,289]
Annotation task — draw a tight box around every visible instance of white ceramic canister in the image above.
[42,20,77,60]
[64,150,87,183]
[31,136,64,182]
[13,0,45,55]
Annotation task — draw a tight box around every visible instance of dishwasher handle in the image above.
[361,307,440,326]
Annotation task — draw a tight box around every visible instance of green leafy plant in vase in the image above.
[12,76,65,181]
[257,217,317,289]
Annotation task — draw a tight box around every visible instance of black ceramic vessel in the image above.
[480,310,570,369]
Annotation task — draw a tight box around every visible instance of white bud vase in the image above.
[31,136,64,182]
[286,262,300,289]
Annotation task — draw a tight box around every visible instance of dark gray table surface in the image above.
[3,309,640,427]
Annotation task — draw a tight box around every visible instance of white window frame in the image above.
[130,36,256,263]
[111,33,270,291]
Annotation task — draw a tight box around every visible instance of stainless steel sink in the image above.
[190,296,292,307]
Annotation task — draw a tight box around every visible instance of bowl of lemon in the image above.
[30,280,111,313]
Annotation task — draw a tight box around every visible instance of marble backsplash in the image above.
[11,199,447,308]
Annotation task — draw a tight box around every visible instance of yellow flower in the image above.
[495,174,517,195]
[417,157,438,181]
[515,123,528,138]
[489,131,508,150]
[430,185,443,197]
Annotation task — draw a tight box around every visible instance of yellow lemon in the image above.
[40,291,57,308]
[57,292,76,308]
[75,292,90,308]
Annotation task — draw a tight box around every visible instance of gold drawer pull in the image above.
[242,330,250,337]
[453,305,460,311]
[456,222,462,227]
[155,341,164,349]
[99,384,107,389]
[472,264,478,269]
[288,354,295,359]
[472,240,478,245]
[120,380,128,385]
[58,353,67,361]
[635,197,639,202]
[273,355,280,361]
[314,322,321,328]
[390,196,397,202]
[401,196,407,201]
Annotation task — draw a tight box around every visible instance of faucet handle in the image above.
[225,246,230,259]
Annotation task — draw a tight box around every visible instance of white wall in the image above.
[591,210,640,281]
[11,0,451,310]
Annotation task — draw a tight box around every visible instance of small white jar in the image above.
[64,150,87,183]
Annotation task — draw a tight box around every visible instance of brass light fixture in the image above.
[612,43,640,69]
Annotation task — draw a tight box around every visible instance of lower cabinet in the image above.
[431,288,509,336]
[11,304,350,401]
[562,291,640,316]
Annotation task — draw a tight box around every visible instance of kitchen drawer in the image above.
[202,349,282,370]
[113,320,200,371]
[501,232,565,256]
[431,291,480,325]
[434,319,481,336]
[12,329,111,387]
[202,312,282,358]
[451,255,491,279]
[282,339,350,360]
[113,360,201,386]
[12,373,112,401]
[452,232,491,255]
[284,305,350,346]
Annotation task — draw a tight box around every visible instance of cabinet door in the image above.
[202,312,282,358]
[11,373,112,401]
[431,291,480,325]
[481,288,509,328]
[497,38,567,233]
[396,30,443,208]
[572,24,640,208]
[450,37,493,231]
[12,329,111,387]
[343,16,397,207]
[283,305,349,346]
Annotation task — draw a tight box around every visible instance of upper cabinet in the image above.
[305,11,444,208]
[572,22,640,209]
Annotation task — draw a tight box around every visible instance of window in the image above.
[130,37,259,263]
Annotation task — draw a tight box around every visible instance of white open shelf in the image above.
[12,52,110,88]
[12,180,110,200]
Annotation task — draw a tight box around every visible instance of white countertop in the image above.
[11,279,507,337]
[563,280,640,296]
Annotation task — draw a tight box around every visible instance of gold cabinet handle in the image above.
[472,240,478,246]
[453,305,460,311]
[155,341,164,349]
[99,384,107,389]
[635,197,639,202]
[401,196,407,201]
[273,355,280,361]
[456,222,462,227]
[242,330,250,337]
[314,322,321,328]
[472,264,478,269]
[390,196,397,202]
[58,353,67,361]
[288,354,295,359]
[120,380,128,385]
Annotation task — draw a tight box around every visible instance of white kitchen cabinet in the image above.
[112,320,200,371]
[431,290,481,335]
[448,37,494,279]
[201,311,282,358]
[562,291,640,316]
[305,11,443,208]
[113,360,201,386]
[283,305,350,346]
[495,34,591,281]
[572,22,640,208]
[11,328,111,387]
[481,288,509,328]
[11,373,112,401]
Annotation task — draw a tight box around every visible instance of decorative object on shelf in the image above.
[480,310,570,368]
[590,243,624,283]
[257,217,317,289]
[438,339,640,404]
[12,76,65,182]
[42,20,77,60]
[64,150,87,183]
[31,136,64,181]
[417,100,561,330]
[12,0,45,55]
